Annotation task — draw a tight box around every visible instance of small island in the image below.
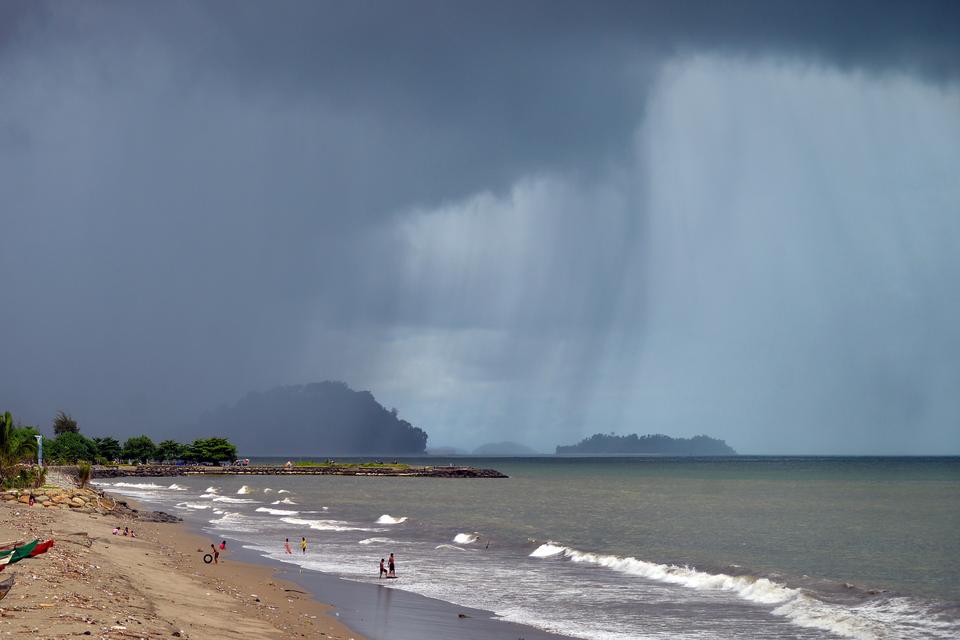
[556,433,737,455]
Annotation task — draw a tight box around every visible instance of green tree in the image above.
[121,435,156,464]
[53,410,79,435]
[186,437,237,464]
[46,432,98,464]
[155,439,186,463]
[93,437,122,462]
[0,412,39,478]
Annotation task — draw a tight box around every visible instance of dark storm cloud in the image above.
[1,1,958,452]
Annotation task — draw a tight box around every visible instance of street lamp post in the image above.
[35,434,43,467]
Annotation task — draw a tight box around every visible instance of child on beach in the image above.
[210,543,220,564]
[300,537,307,554]
[284,538,292,554]
[388,553,396,577]
[379,558,387,578]
[219,540,226,552]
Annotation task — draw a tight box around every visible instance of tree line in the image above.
[1,410,238,469]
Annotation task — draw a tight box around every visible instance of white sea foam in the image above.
[167,483,187,490]
[263,488,272,493]
[453,533,478,544]
[109,482,166,489]
[270,497,299,505]
[358,537,395,545]
[174,502,212,511]
[199,493,218,499]
[277,489,290,494]
[376,514,408,524]
[255,507,300,516]
[435,544,468,551]
[212,496,259,504]
[527,543,956,640]
[236,485,254,494]
[204,486,218,493]
[280,517,382,532]
[528,543,565,558]
[208,512,261,532]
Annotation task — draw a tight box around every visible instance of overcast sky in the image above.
[2,1,959,454]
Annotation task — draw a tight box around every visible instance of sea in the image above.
[93,456,960,640]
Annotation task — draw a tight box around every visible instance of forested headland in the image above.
[556,433,737,455]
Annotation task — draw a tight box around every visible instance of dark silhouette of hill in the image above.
[556,433,736,455]
[193,382,428,455]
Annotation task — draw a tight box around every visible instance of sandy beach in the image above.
[0,488,360,640]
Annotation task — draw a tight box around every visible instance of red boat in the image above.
[28,540,54,557]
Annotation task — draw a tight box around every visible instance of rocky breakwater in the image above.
[0,486,182,522]
[94,464,508,478]
[0,486,108,514]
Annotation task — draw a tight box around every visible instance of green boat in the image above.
[0,540,39,565]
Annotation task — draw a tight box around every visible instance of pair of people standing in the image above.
[378,553,396,578]
[284,537,308,554]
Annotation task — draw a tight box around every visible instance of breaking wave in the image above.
[236,485,254,494]
[376,514,408,524]
[204,486,218,493]
[174,502,212,511]
[359,537,395,545]
[528,543,959,640]
[212,496,259,504]
[277,489,291,494]
[255,507,300,516]
[108,482,166,489]
[280,517,383,532]
[453,533,479,544]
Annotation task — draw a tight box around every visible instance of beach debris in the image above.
[458,613,470,618]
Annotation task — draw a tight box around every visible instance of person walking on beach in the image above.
[284,538,293,554]
[379,558,387,579]
[210,543,220,564]
[300,537,307,554]
[388,553,396,577]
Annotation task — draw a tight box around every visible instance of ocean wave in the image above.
[277,489,291,494]
[359,537,395,545]
[204,486,218,493]
[255,507,300,516]
[528,543,959,640]
[435,544,468,551]
[108,482,167,489]
[212,496,259,504]
[174,502,212,510]
[167,483,187,490]
[280,517,383,532]
[208,512,262,532]
[376,514,408,524]
[263,488,273,493]
[199,493,218,499]
[236,485,254,494]
[453,533,479,544]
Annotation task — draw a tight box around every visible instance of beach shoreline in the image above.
[0,489,361,639]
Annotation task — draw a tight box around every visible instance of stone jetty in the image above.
[93,464,508,478]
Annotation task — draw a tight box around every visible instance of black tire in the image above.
[203,553,213,564]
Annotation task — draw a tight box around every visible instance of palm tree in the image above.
[0,412,39,480]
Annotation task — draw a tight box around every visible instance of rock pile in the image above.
[0,486,105,513]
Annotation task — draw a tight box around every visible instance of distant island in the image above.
[556,433,736,455]
[192,382,428,455]
[472,441,539,455]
